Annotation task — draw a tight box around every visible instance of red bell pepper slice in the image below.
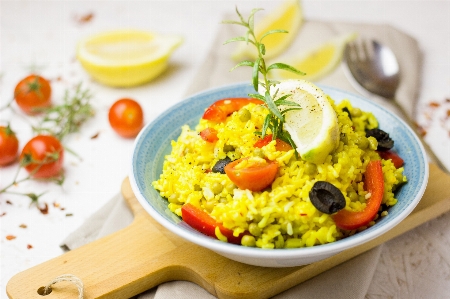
[224,157,278,191]
[181,203,243,244]
[332,160,384,230]
[202,98,264,122]
[253,134,293,152]
[378,150,404,168]
[199,127,219,143]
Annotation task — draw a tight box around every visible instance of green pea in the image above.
[225,183,236,193]
[248,223,262,237]
[168,193,180,204]
[356,135,369,150]
[304,162,317,175]
[211,182,223,195]
[351,107,362,117]
[223,144,235,152]
[368,136,378,150]
[241,235,256,247]
[348,191,358,201]
[238,108,251,122]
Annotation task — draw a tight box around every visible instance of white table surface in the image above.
[1,1,449,298]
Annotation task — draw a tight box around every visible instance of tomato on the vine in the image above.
[20,135,64,178]
[108,98,144,138]
[0,125,19,166]
[14,74,52,115]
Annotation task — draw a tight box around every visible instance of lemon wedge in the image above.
[273,80,339,164]
[232,0,303,61]
[77,30,183,87]
[271,32,357,81]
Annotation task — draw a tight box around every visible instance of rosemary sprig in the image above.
[223,7,305,145]
[33,83,95,141]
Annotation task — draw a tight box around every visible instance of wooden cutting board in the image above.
[6,163,450,299]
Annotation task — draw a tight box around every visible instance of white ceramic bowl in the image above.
[129,82,428,267]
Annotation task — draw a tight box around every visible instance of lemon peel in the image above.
[271,32,357,81]
[77,29,183,87]
[273,79,340,164]
[232,0,303,61]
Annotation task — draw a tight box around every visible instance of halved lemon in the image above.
[273,79,339,164]
[271,32,357,81]
[232,0,303,61]
[77,30,183,87]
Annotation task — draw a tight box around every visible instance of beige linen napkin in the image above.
[61,19,420,299]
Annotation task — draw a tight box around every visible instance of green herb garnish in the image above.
[33,83,95,141]
[223,7,305,145]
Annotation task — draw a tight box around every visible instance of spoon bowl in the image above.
[344,40,400,99]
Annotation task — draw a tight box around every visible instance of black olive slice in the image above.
[309,181,346,214]
[366,128,394,151]
[212,157,232,174]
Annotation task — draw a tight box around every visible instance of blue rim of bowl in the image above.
[129,81,429,260]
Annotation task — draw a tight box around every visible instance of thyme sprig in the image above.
[33,83,95,141]
[223,7,305,144]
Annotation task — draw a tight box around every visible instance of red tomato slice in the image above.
[378,150,404,168]
[202,98,264,122]
[332,160,384,230]
[199,127,218,143]
[181,203,244,244]
[253,134,292,151]
[224,157,278,191]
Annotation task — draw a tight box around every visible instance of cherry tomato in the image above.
[202,98,264,122]
[378,150,404,168]
[0,125,19,166]
[20,135,64,178]
[108,98,144,138]
[332,160,384,230]
[199,127,219,143]
[224,157,278,191]
[14,74,52,115]
[253,134,292,151]
[181,203,245,244]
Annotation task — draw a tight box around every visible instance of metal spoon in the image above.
[343,39,449,173]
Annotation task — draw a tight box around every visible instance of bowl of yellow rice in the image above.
[129,81,428,267]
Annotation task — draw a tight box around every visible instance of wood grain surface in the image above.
[6,163,450,299]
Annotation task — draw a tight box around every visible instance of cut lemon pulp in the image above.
[232,0,303,61]
[77,30,183,87]
[273,80,339,164]
[271,32,357,81]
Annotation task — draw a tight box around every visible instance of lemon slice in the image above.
[273,80,339,164]
[77,30,183,87]
[232,0,303,61]
[271,32,357,81]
